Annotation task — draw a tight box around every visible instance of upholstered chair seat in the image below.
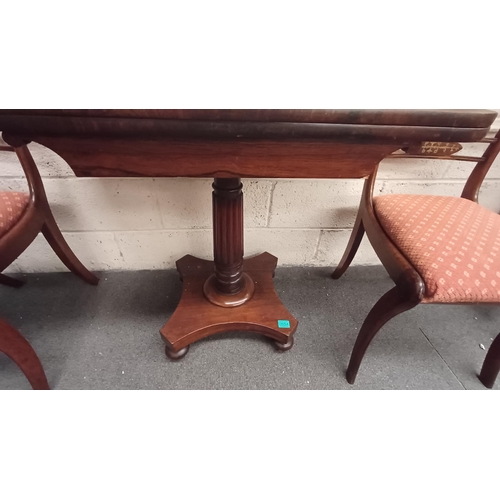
[0,191,30,238]
[374,194,500,304]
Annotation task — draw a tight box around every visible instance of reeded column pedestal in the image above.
[160,178,298,360]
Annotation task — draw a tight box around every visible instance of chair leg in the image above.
[41,211,99,285]
[0,273,25,288]
[0,319,50,390]
[332,211,365,279]
[478,333,500,389]
[346,286,420,384]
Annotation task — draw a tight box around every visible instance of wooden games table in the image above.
[0,109,496,359]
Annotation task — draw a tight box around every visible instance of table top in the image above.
[0,109,496,142]
[1,108,497,125]
[0,110,497,179]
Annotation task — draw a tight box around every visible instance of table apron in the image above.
[23,137,404,179]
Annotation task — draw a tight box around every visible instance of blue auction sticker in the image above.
[277,320,291,329]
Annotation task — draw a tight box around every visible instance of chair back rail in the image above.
[381,129,500,204]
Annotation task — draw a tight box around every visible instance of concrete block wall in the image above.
[2,117,500,273]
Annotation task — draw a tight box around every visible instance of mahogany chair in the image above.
[0,139,99,287]
[0,318,49,389]
[333,130,500,388]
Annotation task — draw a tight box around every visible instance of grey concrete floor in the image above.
[0,266,498,390]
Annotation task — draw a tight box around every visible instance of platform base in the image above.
[160,252,298,358]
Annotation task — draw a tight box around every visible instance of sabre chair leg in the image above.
[346,286,420,385]
[41,212,99,285]
[0,319,50,390]
[0,273,25,288]
[332,212,365,279]
[478,333,500,389]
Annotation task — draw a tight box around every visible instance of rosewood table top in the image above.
[0,109,496,179]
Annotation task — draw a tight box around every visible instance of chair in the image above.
[0,318,49,389]
[0,139,99,286]
[332,129,500,388]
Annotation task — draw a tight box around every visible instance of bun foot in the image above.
[165,344,189,361]
[274,336,294,352]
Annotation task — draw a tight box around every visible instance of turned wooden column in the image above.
[162,177,297,359]
[203,178,255,307]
